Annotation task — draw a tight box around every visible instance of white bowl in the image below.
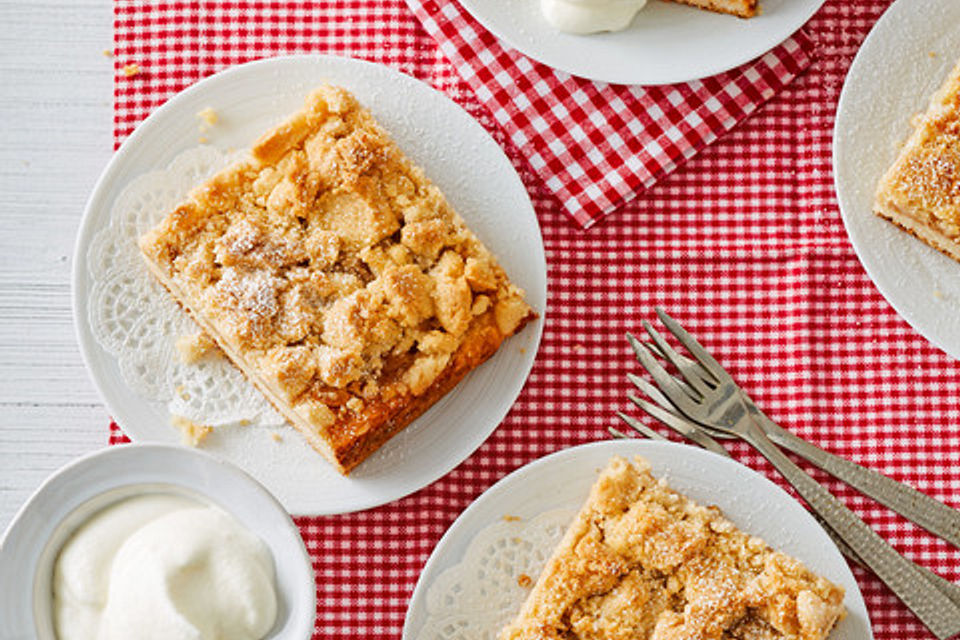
[0,444,316,640]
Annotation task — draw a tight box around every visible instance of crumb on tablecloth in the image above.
[122,63,140,77]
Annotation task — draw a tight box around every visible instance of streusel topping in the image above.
[141,86,531,438]
[500,457,845,640]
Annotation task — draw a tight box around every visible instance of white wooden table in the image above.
[0,2,115,532]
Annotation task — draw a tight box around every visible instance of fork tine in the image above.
[615,412,668,441]
[644,339,666,359]
[642,320,713,395]
[628,373,734,441]
[654,308,726,383]
[626,372,675,409]
[626,335,700,410]
[627,394,731,458]
[607,426,634,440]
[644,341,715,388]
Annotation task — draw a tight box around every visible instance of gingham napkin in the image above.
[406,0,815,227]
[111,1,960,639]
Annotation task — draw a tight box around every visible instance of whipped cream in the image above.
[540,0,648,34]
[53,493,278,640]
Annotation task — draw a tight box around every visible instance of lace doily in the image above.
[419,508,575,640]
[87,146,284,428]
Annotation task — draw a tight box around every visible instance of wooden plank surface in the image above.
[0,1,114,530]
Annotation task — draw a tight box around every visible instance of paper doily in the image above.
[420,509,575,640]
[86,145,284,429]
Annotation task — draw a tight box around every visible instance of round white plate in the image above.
[403,440,872,639]
[72,55,546,515]
[448,0,825,85]
[834,0,960,361]
[0,444,315,640]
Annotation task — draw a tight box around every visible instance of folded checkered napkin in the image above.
[407,0,815,228]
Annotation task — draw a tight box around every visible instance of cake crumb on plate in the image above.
[171,415,212,447]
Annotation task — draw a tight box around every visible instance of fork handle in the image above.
[758,412,960,550]
[742,424,960,640]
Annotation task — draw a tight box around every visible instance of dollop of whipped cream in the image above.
[53,493,278,640]
[540,0,648,34]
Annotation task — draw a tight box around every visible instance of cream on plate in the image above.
[540,0,648,33]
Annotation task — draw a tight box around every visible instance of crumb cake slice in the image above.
[139,86,535,474]
[500,456,845,640]
[665,0,757,18]
[875,58,960,263]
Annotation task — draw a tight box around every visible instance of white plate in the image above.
[834,0,960,361]
[448,0,825,85]
[72,55,546,515]
[0,444,316,640]
[403,440,872,639]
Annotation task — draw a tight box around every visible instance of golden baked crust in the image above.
[875,59,960,263]
[139,86,535,474]
[665,0,757,19]
[500,456,845,640]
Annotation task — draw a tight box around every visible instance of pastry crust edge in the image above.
[873,198,960,264]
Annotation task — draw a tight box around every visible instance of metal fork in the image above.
[633,328,960,552]
[627,308,960,640]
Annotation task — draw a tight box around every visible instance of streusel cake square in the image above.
[140,86,535,473]
[499,456,845,640]
[875,58,960,264]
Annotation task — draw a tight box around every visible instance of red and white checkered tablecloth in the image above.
[111,1,960,638]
